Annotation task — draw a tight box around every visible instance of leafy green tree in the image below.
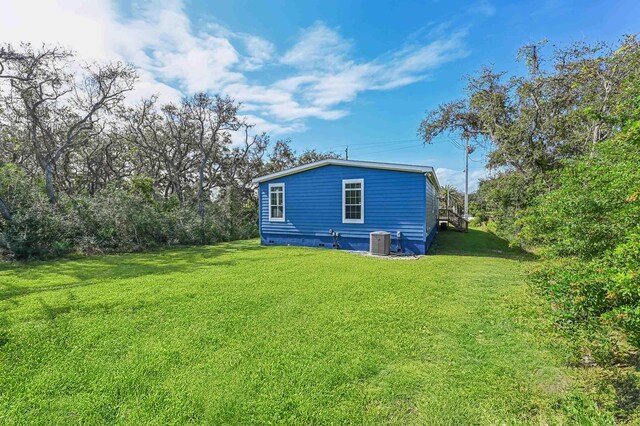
[522,122,640,358]
[418,36,640,239]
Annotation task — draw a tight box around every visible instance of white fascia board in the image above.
[252,159,435,183]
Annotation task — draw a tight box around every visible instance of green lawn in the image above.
[0,229,610,424]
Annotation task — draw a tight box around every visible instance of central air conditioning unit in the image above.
[370,231,391,255]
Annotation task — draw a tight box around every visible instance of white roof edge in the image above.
[428,169,440,190]
[252,159,438,184]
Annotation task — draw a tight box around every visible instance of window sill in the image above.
[342,219,364,224]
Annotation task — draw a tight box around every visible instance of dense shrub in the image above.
[74,187,168,253]
[0,165,78,259]
[210,187,259,242]
[0,165,259,260]
[0,200,78,259]
[520,122,640,361]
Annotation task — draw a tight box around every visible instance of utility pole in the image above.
[464,139,469,219]
[463,139,476,220]
[345,145,349,160]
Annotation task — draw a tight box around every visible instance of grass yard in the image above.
[0,229,610,424]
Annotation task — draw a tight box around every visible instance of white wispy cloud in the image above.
[0,0,468,137]
[468,0,497,17]
[275,22,468,119]
[205,22,275,71]
[281,22,354,71]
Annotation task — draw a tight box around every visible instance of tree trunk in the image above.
[197,156,209,220]
[174,179,184,207]
[196,157,209,245]
[590,123,601,158]
[32,125,57,204]
[0,198,12,221]
[44,162,57,205]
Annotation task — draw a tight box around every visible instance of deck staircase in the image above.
[438,208,469,232]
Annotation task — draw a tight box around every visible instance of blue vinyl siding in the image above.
[425,177,439,249]
[426,177,438,234]
[258,165,436,254]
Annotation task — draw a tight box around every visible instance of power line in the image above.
[354,140,421,153]
[355,145,421,156]
[345,138,454,155]
[322,138,422,150]
[320,136,454,151]
[299,135,488,167]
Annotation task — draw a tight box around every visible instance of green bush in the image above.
[74,187,167,253]
[0,202,78,260]
[468,217,482,228]
[520,122,640,361]
[0,165,259,260]
[0,165,78,259]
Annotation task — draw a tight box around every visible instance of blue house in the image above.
[252,159,440,255]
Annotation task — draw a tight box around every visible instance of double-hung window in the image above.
[268,183,285,221]
[342,179,364,224]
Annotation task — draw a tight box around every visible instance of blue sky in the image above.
[3,0,639,189]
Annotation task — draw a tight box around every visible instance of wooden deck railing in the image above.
[438,208,469,232]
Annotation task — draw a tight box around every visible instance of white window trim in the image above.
[268,183,285,222]
[342,178,364,224]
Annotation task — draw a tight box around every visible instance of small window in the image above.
[269,183,285,221]
[342,179,364,224]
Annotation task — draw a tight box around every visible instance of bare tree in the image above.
[124,97,197,205]
[0,43,136,204]
[186,93,241,220]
